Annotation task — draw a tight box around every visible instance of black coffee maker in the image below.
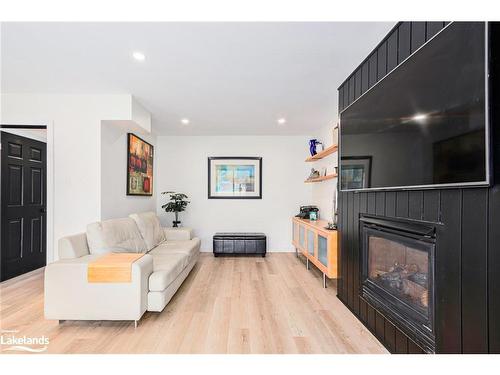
[296,205,319,220]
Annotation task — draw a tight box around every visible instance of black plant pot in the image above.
[172,212,180,227]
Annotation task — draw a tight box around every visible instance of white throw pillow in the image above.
[86,217,148,255]
[129,212,166,251]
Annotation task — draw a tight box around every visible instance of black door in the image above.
[1,131,47,281]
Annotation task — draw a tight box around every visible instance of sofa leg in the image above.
[261,253,266,258]
[323,273,327,289]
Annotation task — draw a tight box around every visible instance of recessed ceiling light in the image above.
[412,113,427,122]
[181,118,190,125]
[277,118,286,125]
[132,51,146,61]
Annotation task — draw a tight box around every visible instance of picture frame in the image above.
[340,156,372,190]
[127,133,154,196]
[208,157,262,199]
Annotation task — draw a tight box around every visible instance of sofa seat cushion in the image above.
[149,253,190,292]
[86,218,148,255]
[149,238,201,264]
[129,212,166,251]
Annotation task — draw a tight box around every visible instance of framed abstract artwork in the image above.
[127,133,154,196]
[208,157,262,199]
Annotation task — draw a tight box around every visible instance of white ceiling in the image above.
[1,22,394,135]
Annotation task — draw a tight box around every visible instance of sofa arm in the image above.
[44,254,153,321]
[163,227,193,241]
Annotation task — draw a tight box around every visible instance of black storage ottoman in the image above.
[213,233,267,257]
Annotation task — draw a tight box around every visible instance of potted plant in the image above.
[161,191,190,227]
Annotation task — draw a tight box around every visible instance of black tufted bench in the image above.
[213,233,267,257]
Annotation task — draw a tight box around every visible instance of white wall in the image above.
[131,98,152,133]
[0,128,47,143]
[1,93,152,262]
[100,121,157,220]
[156,135,313,252]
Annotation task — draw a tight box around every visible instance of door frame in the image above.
[1,122,55,266]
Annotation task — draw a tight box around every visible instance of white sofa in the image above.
[44,212,200,325]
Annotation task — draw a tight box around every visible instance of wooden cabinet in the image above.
[318,235,328,266]
[299,225,305,248]
[307,229,315,256]
[292,217,338,287]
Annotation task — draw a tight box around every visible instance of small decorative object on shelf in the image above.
[309,211,318,221]
[308,139,324,156]
[317,140,324,152]
[309,139,317,156]
[307,168,321,180]
[332,124,339,145]
[325,222,337,230]
[161,191,190,227]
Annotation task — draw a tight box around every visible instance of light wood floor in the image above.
[0,253,387,354]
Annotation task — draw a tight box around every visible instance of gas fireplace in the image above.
[360,216,436,353]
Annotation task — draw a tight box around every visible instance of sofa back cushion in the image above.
[129,212,166,251]
[86,217,148,255]
[58,232,90,259]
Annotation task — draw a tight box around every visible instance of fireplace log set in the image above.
[374,263,429,309]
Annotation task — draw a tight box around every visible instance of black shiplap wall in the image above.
[338,188,498,354]
[338,22,448,112]
[488,22,500,354]
[337,22,500,354]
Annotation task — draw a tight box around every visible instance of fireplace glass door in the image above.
[368,235,430,316]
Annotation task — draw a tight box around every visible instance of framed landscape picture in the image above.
[208,157,262,199]
[127,133,154,196]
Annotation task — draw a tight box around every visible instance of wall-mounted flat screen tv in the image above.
[340,22,488,191]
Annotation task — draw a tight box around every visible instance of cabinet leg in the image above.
[306,258,309,270]
[295,247,298,258]
[323,273,327,289]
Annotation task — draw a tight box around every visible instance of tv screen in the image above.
[340,22,488,191]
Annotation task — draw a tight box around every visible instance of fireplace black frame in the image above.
[360,215,436,353]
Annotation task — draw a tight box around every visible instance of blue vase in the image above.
[309,139,317,156]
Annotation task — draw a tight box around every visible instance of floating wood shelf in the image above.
[305,144,338,162]
[304,173,337,183]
